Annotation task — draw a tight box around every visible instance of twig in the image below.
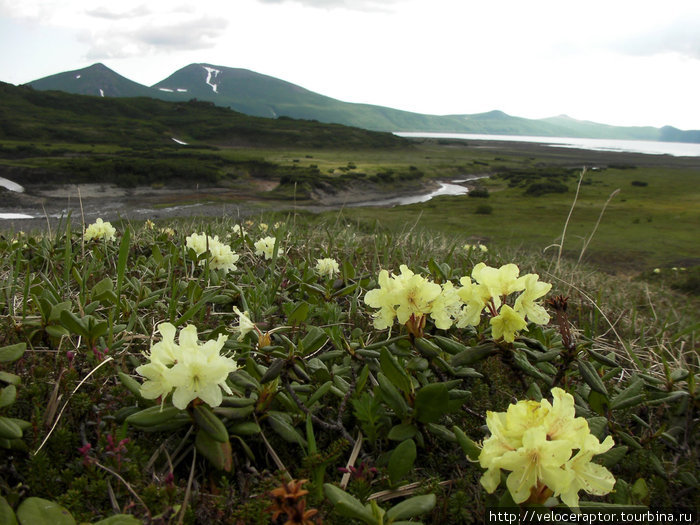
[577,188,620,265]
[340,432,363,490]
[556,167,586,271]
[94,461,151,520]
[34,356,114,455]
[177,449,197,525]
[256,414,293,481]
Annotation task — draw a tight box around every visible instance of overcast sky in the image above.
[1,0,699,130]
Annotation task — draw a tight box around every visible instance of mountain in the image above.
[25,63,700,143]
[28,63,156,98]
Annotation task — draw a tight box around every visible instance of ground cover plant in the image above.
[0,211,697,524]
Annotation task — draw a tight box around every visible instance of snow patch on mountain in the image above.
[177,88,188,92]
[171,137,188,145]
[75,74,81,79]
[159,87,174,92]
[202,66,220,94]
[99,89,104,97]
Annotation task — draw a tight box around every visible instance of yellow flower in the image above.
[186,232,215,256]
[232,224,247,237]
[513,274,551,325]
[477,388,615,507]
[559,434,616,508]
[145,219,155,230]
[430,281,462,330]
[541,387,589,446]
[364,269,400,330]
[233,306,257,341]
[254,236,278,260]
[498,426,574,504]
[315,257,340,279]
[472,263,525,308]
[186,233,238,272]
[455,276,489,327]
[136,323,237,410]
[207,241,239,273]
[393,265,442,326]
[490,304,527,343]
[84,218,116,242]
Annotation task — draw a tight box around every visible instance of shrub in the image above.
[468,188,490,198]
[475,204,493,214]
[525,182,568,196]
[631,180,648,187]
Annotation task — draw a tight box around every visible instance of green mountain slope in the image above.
[28,63,157,98]
[0,81,405,149]
[24,63,700,142]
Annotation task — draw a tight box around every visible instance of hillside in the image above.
[26,63,700,142]
[0,81,405,149]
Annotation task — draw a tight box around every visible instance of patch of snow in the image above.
[177,88,188,92]
[202,66,220,93]
[0,176,25,193]
[171,137,188,145]
[99,89,104,97]
[159,87,174,92]
[76,74,81,79]
[0,213,33,219]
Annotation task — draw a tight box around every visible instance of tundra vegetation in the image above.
[0,84,698,523]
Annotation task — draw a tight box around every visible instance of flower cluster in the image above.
[136,323,237,410]
[186,232,239,272]
[364,263,551,341]
[315,257,340,279]
[255,236,279,260]
[464,243,488,253]
[479,388,615,508]
[84,218,116,242]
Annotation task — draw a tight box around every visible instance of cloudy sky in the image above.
[1,0,699,130]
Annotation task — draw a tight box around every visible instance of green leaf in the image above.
[380,347,412,394]
[0,496,17,525]
[387,423,418,441]
[453,426,481,461]
[228,422,261,436]
[386,494,436,522]
[287,302,309,325]
[586,417,609,440]
[267,412,307,447]
[125,405,188,428]
[414,383,449,424]
[59,310,88,338]
[299,326,328,356]
[610,377,644,410]
[260,358,286,384]
[0,343,26,364]
[16,497,75,525]
[323,484,375,524]
[451,343,496,367]
[195,429,233,472]
[432,335,470,355]
[0,371,20,386]
[0,416,22,440]
[597,446,628,468]
[377,373,409,419]
[193,404,229,443]
[116,226,130,298]
[93,515,142,525]
[388,438,417,487]
[0,385,17,408]
[579,360,608,396]
[413,338,441,358]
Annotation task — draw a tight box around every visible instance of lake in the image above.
[394,132,700,157]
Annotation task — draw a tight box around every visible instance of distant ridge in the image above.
[23,62,700,143]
